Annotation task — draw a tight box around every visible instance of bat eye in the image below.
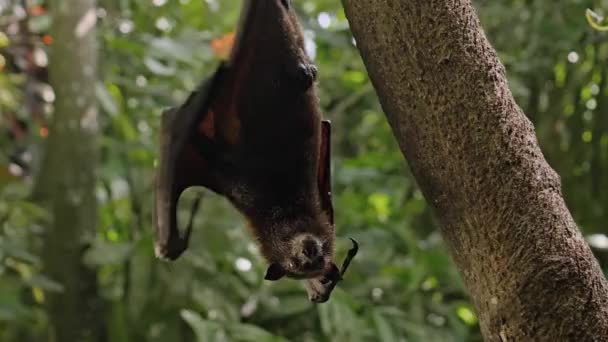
[280,0,290,9]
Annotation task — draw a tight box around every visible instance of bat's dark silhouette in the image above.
[154,0,357,303]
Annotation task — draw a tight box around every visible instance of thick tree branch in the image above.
[342,0,608,340]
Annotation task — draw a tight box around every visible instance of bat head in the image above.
[263,221,336,281]
[264,235,360,304]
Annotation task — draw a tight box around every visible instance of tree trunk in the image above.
[35,1,103,341]
[342,0,608,341]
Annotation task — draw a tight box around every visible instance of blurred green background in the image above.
[1,0,607,341]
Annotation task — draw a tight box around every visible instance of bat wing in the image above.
[318,120,334,225]
[154,68,226,260]
[154,0,257,261]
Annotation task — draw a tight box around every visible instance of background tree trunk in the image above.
[342,0,608,340]
[35,1,103,340]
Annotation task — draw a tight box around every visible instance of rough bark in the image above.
[35,1,103,341]
[342,0,608,341]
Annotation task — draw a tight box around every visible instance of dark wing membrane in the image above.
[154,0,259,261]
[154,0,259,260]
[318,120,334,225]
[154,68,224,260]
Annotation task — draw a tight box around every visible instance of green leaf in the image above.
[147,37,194,62]
[180,309,227,342]
[83,241,132,266]
[144,57,176,76]
[24,274,64,292]
[456,305,478,326]
[227,323,289,342]
[372,310,398,342]
[96,82,119,116]
[0,240,39,264]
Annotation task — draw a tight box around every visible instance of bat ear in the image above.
[264,263,287,281]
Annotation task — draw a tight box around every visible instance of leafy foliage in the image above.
[0,0,607,341]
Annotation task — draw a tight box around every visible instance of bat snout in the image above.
[286,235,328,276]
[302,238,319,258]
[300,239,325,269]
[301,256,325,273]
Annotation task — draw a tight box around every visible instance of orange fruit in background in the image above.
[29,5,47,16]
[211,32,235,60]
[42,35,53,45]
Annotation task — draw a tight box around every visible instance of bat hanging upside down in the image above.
[154,0,358,303]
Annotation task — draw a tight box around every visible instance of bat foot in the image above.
[293,63,317,90]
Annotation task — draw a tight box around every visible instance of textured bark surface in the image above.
[342,0,608,340]
[35,1,103,341]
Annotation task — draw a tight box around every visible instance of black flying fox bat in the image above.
[154,0,358,303]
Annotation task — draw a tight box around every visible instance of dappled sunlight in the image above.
[75,8,96,38]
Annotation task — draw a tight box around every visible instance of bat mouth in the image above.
[304,238,359,303]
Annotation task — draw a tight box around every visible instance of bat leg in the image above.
[291,63,318,90]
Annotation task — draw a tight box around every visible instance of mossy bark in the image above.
[35,1,104,341]
[342,0,608,340]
